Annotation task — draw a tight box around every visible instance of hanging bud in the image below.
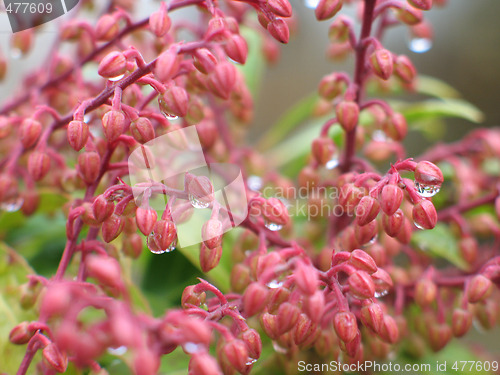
[223,339,249,373]
[355,196,380,226]
[378,315,399,344]
[241,329,262,360]
[149,3,171,37]
[92,195,114,223]
[303,290,325,323]
[333,311,358,343]
[354,220,377,245]
[193,48,218,74]
[267,18,290,44]
[199,243,223,272]
[383,112,408,141]
[277,302,301,334]
[153,220,176,251]
[67,120,89,151]
[102,110,126,143]
[86,254,122,289]
[467,274,493,303]
[294,261,318,296]
[267,0,292,18]
[155,49,181,83]
[311,136,336,165]
[382,209,404,237]
[408,0,433,11]
[369,49,393,80]
[348,270,375,299]
[130,117,155,144]
[20,118,42,148]
[293,313,319,347]
[451,308,472,338]
[102,214,125,243]
[11,30,33,56]
[28,151,50,181]
[9,322,34,345]
[380,184,404,216]
[318,73,345,100]
[394,55,417,84]
[339,183,365,214]
[414,161,443,187]
[315,0,343,21]
[428,323,451,351]
[412,199,437,230]
[231,264,251,293]
[260,312,280,339]
[202,219,223,249]
[223,34,248,65]
[189,352,221,375]
[42,343,68,373]
[98,51,127,79]
[336,101,359,132]
[360,302,384,333]
[187,175,214,207]
[182,285,206,308]
[207,61,237,99]
[262,197,290,227]
[396,3,423,25]
[415,278,437,307]
[95,14,119,41]
[136,206,158,235]
[123,233,143,258]
[349,249,378,274]
[242,283,268,317]
[77,152,100,184]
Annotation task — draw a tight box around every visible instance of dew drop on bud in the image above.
[147,232,176,254]
[414,181,441,198]
[408,37,432,53]
[189,194,211,209]
[108,74,125,82]
[0,196,24,212]
[325,157,339,170]
[366,233,378,245]
[272,341,287,354]
[158,97,179,120]
[413,220,425,230]
[372,130,389,142]
[246,358,258,365]
[10,48,22,60]
[264,220,283,232]
[266,279,283,289]
[304,0,320,8]
[183,342,202,354]
[247,175,263,191]
[107,346,127,356]
[374,289,389,298]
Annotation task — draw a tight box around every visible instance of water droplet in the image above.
[83,114,91,123]
[372,130,389,142]
[107,346,127,356]
[184,342,202,354]
[272,341,287,354]
[366,233,378,246]
[414,181,441,198]
[374,289,389,298]
[408,38,432,53]
[266,279,283,289]
[413,220,425,230]
[246,358,257,365]
[158,97,179,120]
[264,221,283,232]
[247,175,263,191]
[147,231,177,254]
[10,48,22,60]
[304,0,320,8]
[108,74,125,82]
[0,196,24,212]
[326,157,339,170]
[189,194,210,209]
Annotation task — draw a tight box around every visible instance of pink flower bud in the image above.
[354,220,377,245]
[349,249,378,274]
[123,233,143,258]
[408,0,433,11]
[394,55,417,84]
[92,195,115,223]
[311,136,336,165]
[95,14,119,41]
[396,3,423,25]
[382,209,404,237]
[315,0,343,21]
[318,73,345,100]
[153,219,176,251]
[230,264,251,293]
[260,312,280,339]
[339,183,365,214]
[43,343,68,373]
[86,254,122,289]
[98,51,127,79]
[102,110,126,143]
[355,196,380,226]
[293,313,319,347]
[0,55,6,81]
[20,118,42,148]
[202,219,223,249]
[102,214,125,243]
[41,284,72,317]
[360,302,384,333]
[67,120,89,151]
[428,323,451,352]
[160,86,189,118]
[371,268,393,294]
[187,175,214,207]
[336,100,359,132]
[189,352,221,375]
[149,3,171,37]
[262,197,290,227]
[294,261,318,296]
[267,0,293,17]
[303,290,325,323]
[277,302,301,334]
[181,285,206,308]
[136,206,157,236]
[28,151,50,181]
[378,315,399,344]
[267,18,290,44]
[333,311,358,343]
[193,48,218,74]
[242,283,268,317]
[9,322,34,345]
[383,112,408,141]
[130,117,155,144]
[77,152,101,184]
[207,62,237,99]
[348,270,375,299]
[452,308,472,338]
[467,274,493,303]
[133,348,160,375]
[414,161,443,186]
[223,339,249,373]
[415,278,437,307]
[369,49,393,80]
[380,184,404,216]
[155,49,181,83]
[199,243,222,272]
[223,34,248,64]
[328,15,350,41]
[241,328,262,360]
[11,30,33,56]
[412,199,437,230]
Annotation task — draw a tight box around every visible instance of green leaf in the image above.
[238,26,265,99]
[401,98,484,124]
[411,223,469,270]
[416,75,461,99]
[257,93,318,151]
